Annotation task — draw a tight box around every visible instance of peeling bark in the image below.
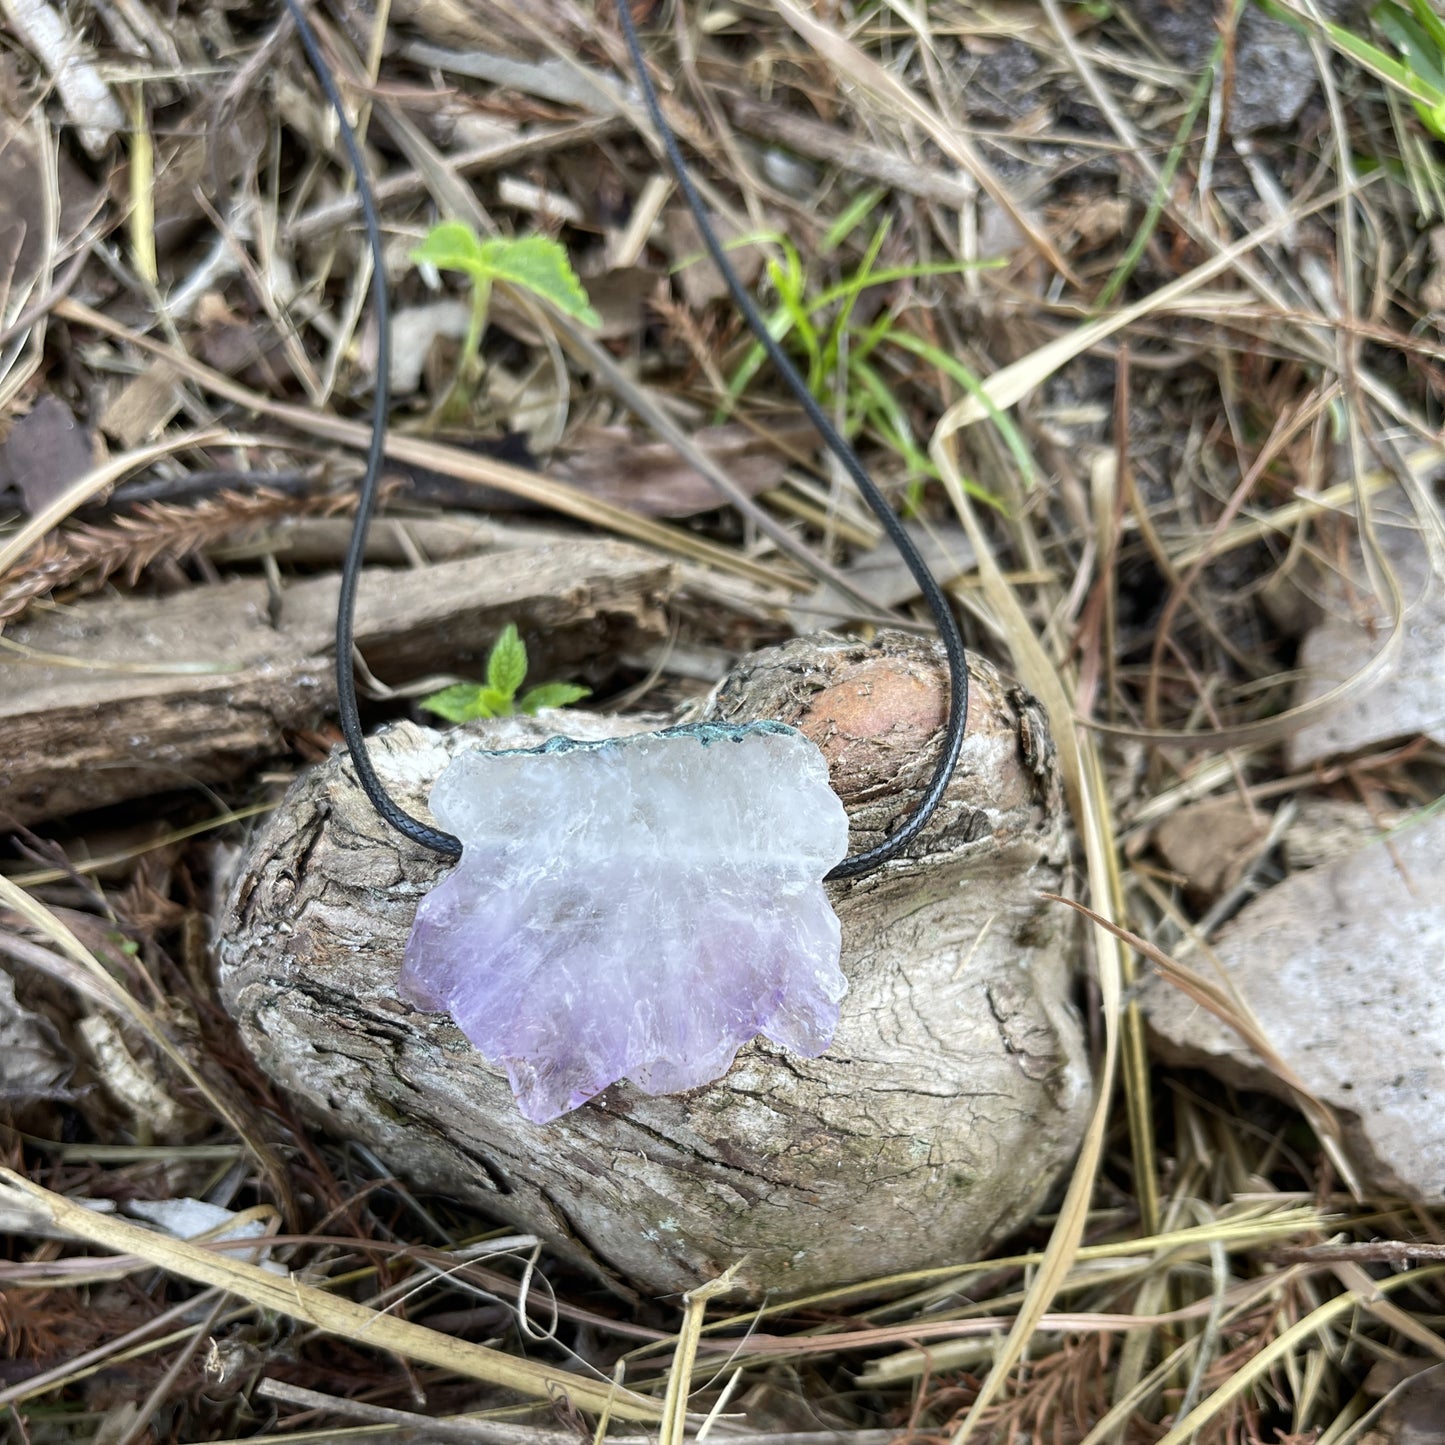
[218,632,1090,1298]
[0,539,672,823]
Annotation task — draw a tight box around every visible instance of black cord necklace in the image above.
[283,0,969,881]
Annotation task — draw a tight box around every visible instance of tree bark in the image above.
[218,632,1090,1298]
[0,538,672,823]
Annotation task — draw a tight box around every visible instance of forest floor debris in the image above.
[1,1,1443,1441]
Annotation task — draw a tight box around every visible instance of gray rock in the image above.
[1288,502,1445,770]
[1144,811,1445,1200]
[963,40,1044,123]
[1135,0,1327,135]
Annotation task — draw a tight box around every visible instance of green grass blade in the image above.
[822,187,887,253]
[809,258,1002,311]
[824,218,893,377]
[1407,0,1445,54]
[1094,34,1221,310]
[1319,12,1445,110]
[884,328,1039,491]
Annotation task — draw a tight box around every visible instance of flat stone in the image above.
[1288,506,1445,769]
[1144,811,1445,1199]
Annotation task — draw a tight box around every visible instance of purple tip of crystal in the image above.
[399,722,850,1123]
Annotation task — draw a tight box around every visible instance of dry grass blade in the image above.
[658,1267,741,1445]
[936,181,1360,438]
[0,1291,234,1410]
[932,442,1127,1445]
[1088,535,1408,749]
[3,803,273,887]
[51,299,800,594]
[556,322,891,616]
[0,874,293,1205]
[767,0,1079,284]
[1168,448,1442,567]
[687,1206,1327,1345]
[0,428,231,581]
[0,97,58,409]
[0,486,345,624]
[1044,892,1357,1190]
[0,1167,662,1420]
[1153,1266,1445,1444]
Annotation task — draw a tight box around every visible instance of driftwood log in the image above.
[0,535,673,824]
[218,633,1090,1297]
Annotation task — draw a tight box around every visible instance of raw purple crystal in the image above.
[400,722,849,1123]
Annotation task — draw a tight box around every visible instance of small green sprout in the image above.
[706,206,1006,508]
[420,623,591,724]
[410,223,600,398]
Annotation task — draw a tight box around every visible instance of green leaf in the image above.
[486,624,528,700]
[419,684,491,723]
[419,680,516,722]
[475,236,601,326]
[1408,0,1445,54]
[411,220,488,277]
[821,188,886,255]
[518,682,591,715]
[476,686,514,717]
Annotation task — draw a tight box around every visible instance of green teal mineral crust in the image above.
[532,719,800,755]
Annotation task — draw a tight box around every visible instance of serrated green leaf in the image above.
[474,236,601,326]
[476,686,514,717]
[486,624,528,699]
[518,682,591,715]
[419,683,491,723]
[411,221,488,276]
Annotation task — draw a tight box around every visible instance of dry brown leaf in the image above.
[554,417,818,517]
[1152,798,1270,898]
[1,395,94,514]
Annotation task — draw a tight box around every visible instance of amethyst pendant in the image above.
[400,722,850,1122]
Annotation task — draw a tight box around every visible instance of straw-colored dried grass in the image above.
[2,1,1442,1441]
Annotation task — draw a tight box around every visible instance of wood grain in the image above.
[0,539,674,823]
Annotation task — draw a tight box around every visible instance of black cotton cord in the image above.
[615,2,968,879]
[283,0,462,858]
[287,0,967,877]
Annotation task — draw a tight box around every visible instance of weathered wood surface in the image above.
[0,538,674,823]
[218,633,1090,1298]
